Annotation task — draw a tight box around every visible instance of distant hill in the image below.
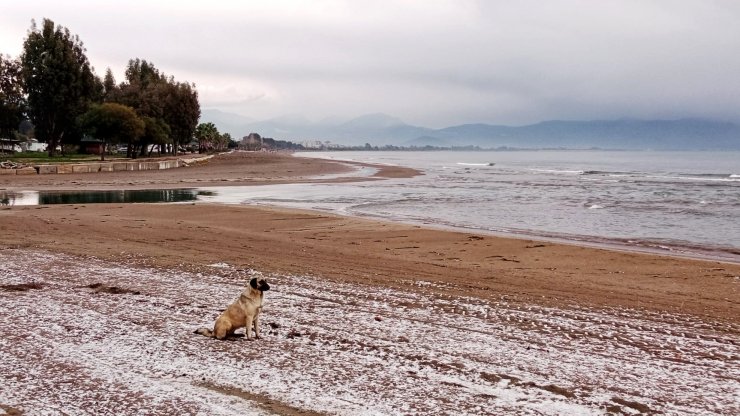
[201,110,432,144]
[414,119,740,150]
[200,109,740,150]
[200,109,254,138]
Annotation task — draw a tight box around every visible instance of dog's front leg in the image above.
[244,314,254,340]
[253,314,261,339]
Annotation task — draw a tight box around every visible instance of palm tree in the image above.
[194,122,219,153]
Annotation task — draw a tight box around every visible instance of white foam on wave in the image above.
[457,162,493,167]
[530,169,585,175]
[679,176,739,182]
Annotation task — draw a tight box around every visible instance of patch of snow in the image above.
[208,262,233,269]
[0,249,738,415]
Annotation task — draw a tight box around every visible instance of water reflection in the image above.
[39,189,203,204]
[1,191,40,206]
[1,189,204,206]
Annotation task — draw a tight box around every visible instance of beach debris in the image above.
[500,257,521,263]
[85,282,141,295]
[611,397,652,414]
[0,282,43,291]
[1,161,27,169]
[286,329,303,339]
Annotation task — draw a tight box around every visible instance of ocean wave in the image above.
[664,175,740,183]
[529,168,584,175]
[582,170,635,176]
[580,170,740,182]
[456,162,495,167]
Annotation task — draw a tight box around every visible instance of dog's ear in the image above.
[260,280,270,291]
[250,277,258,289]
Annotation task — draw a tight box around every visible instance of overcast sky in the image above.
[2,1,739,127]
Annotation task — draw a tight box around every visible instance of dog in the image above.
[194,277,270,340]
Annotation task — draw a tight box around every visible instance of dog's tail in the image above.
[193,327,214,337]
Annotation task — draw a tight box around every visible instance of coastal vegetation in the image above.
[79,103,144,161]
[0,18,219,159]
[0,55,24,141]
[3,152,99,164]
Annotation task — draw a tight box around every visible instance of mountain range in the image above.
[201,109,740,150]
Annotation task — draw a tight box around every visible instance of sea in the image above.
[209,150,739,263]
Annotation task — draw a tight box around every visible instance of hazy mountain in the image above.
[320,113,419,143]
[199,109,254,138]
[201,109,740,150]
[201,110,431,144]
[423,119,740,150]
[338,113,405,129]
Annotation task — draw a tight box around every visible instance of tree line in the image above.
[0,18,229,160]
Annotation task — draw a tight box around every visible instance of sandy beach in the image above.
[1,151,738,415]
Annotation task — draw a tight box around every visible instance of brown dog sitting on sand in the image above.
[194,277,270,340]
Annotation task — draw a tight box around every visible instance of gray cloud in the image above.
[2,0,740,127]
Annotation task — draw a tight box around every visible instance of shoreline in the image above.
[329,207,740,265]
[5,150,736,265]
[0,151,738,323]
[294,150,740,264]
[4,186,738,265]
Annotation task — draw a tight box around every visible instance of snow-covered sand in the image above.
[1,249,737,415]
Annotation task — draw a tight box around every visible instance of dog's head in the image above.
[249,277,270,292]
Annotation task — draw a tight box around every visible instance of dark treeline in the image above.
[0,18,206,159]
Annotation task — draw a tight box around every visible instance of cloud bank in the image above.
[2,0,739,127]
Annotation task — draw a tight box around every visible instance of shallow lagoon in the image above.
[1,189,205,206]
